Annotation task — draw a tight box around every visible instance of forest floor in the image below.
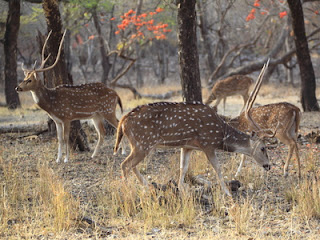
[1,83,320,239]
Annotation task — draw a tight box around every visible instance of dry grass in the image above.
[0,157,80,238]
[1,83,320,239]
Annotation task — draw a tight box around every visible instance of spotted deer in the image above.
[16,30,124,163]
[114,63,273,196]
[228,102,301,178]
[205,75,254,112]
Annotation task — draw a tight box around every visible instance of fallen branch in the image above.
[0,123,47,134]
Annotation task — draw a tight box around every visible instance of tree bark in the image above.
[287,0,319,111]
[92,9,111,84]
[42,0,89,151]
[197,0,215,79]
[135,0,144,88]
[4,0,21,109]
[42,0,70,87]
[177,0,202,103]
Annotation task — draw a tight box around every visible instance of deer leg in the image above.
[223,97,227,113]
[235,154,246,178]
[92,116,106,158]
[283,143,294,177]
[206,151,232,197]
[132,166,149,186]
[121,149,148,186]
[63,121,71,163]
[178,148,192,191]
[119,139,127,155]
[213,98,222,110]
[55,121,63,163]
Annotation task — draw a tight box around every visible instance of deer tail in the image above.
[114,117,125,154]
[117,95,123,113]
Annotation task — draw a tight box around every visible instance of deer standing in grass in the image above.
[114,63,273,196]
[228,102,301,178]
[205,75,254,112]
[16,30,124,163]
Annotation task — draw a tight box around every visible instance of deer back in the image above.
[232,102,300,136]
[46,83,121,120]
[117,102,252,152]
[211,75,254,98]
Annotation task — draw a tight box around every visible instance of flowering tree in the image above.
[111,8,171,50]
[106,7,172,89]
[245,0,319,111]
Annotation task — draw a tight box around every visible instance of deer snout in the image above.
[15,86,22,92]
[263,164,271,171]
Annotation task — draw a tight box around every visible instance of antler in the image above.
[38,30,52,69]
[261,120,281,139]
[244,59,270,132]
[35,29,67,73]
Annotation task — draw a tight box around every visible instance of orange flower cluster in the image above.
[246,8,256,21]
[253,0,260,7]
[246,0,288,22]
[111,8,171,41]
[279,11,287,18]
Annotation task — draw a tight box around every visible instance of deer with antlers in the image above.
[228,102,301,178]
[214,61,301,177]
[16,30,124,163]
[205,75,254,112]
[114,63,273,196]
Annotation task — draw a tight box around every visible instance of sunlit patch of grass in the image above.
[0,157,80,238]
[286,177,320,221]
[302,144,319,174]
[228,197,253,235]
[188,151,211,177]
[0,159,29,234]
[36,163,80,232]
[97,177,198,231]
[235,159,266,192]
[284,145,320,221]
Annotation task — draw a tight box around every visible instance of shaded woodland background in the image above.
[0,0,319,109]
[1,1,320,239]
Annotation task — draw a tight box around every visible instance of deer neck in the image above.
[30,83,52,112]
[222,124,251,155]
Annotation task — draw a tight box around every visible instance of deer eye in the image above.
[26,79,32,84]
[261,147,265,152]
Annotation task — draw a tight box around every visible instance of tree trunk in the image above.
[285,35,294,86]
[158,41,166,84]
[42,0,89,151]
[42,0,70,87]
[4,0,21,109]
[177,0,202,103]
[135,0,144,88]
[287,0,319,111]
[92,9,111,84]
[197,0,215,80]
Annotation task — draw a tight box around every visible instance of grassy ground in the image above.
[1,83,320,239]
